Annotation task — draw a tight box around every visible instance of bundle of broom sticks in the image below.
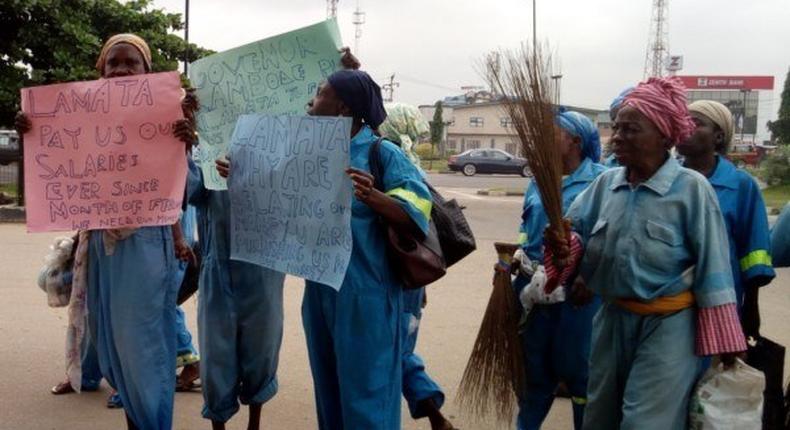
[457,43,566,425]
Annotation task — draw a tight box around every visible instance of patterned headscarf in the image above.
[622,77,695,145]
[556,108,601,162]
[95,33,152,74]
[688,100,735,152]
[380,103,430,165]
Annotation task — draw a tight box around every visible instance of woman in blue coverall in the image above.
[379,103,456,430]
[208,49,363,430]
[300,69,433,430]
[512,109,606,430]
[545,77,747,430]
[16,34,197,430]
[676,100,774,340]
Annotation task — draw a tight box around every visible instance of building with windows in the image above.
[676,76,775,143]
[420,98,608,156]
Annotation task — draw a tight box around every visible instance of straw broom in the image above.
[457,43,564,424]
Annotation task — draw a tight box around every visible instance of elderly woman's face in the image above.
[103,43,146,78]
[611,106,668,168]
[307,82,347,117]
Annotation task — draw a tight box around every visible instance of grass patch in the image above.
[0,183,17,197]
[762,185,790,212]
[420,159,449,173]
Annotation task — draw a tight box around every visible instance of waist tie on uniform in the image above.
[616,290,695,315]
[614,265,696,315]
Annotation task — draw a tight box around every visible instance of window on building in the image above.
[506,143,516,155]
[446,139,457,150]
[490,138,496,148]
[467,139,481,149]
[500,117,513,128]
[469,117,484,127]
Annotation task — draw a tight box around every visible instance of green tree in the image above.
[428,100,444,170]
[0,0,213,127]
[768,67,790,145]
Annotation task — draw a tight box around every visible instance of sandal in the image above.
[176,363,201,392]
[51,381,75,395]
[107,391,123,409]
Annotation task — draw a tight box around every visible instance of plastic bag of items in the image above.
[689,358,765,430]
[513,248,566,316]
[36,236,75,307]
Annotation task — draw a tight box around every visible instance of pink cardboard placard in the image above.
[20,71,187,232]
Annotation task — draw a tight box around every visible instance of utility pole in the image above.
[382,74,399,103]
[532,0,538,55]
[326,0,339,19]
[740,89,751,143]
[184,0,190,76]
[551,74,563,106]
[643,0,670,78]
[352,1,365,55]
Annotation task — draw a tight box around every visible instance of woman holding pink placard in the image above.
[17,33,198,430]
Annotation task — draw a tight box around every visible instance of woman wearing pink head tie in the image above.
[544,77,746,429]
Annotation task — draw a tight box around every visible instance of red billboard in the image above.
[677,76,774,90]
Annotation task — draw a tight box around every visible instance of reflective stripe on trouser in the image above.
[88,228,178,430]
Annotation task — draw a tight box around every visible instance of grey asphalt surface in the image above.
[1,176,788,429]
[426,172,528,191]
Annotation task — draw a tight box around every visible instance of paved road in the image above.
[1,189,789,429]
[427,172,528,191]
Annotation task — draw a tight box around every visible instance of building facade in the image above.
[677,76,775,143]
[420,98,608,156]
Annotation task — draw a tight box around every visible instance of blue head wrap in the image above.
[609,86,634,120]
[327,70,387,128]
[556,108,601,162]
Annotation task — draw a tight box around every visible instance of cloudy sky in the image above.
[153,0,789,119]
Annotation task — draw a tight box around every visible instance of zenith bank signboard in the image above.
[678,76,775,90]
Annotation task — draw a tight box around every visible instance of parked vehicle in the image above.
[448,148,531,177]
[727,143,776,167]
[0,130,20,166]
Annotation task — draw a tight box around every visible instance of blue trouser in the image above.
[401,288,445,418]
[79,320,103,391]
[582,303,700,430]
[88,227,179,430]
[513,274,600,430]
[175,206,199,364]
[198,257,285,423]
[175,307,198,363]
[302,281,403,430]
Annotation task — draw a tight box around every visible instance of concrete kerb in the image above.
[476,189,525,197]
[0,205,25,223]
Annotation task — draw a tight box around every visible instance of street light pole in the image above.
[532,0,537,54]
[551,74,563,106]
[184,0,190,76]
[740,89,750,143]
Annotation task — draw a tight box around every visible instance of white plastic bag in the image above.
[689,358,765,430]
[518,265,565,315]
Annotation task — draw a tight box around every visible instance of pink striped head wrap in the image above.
[622,77,696,145]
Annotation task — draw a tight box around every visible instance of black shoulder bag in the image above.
[368,138,474,288]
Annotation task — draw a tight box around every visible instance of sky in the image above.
[152,0,789,126]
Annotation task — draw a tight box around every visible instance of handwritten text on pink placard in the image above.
[21,71,187,232]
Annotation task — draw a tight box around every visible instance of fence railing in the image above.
[0,140,23,206]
